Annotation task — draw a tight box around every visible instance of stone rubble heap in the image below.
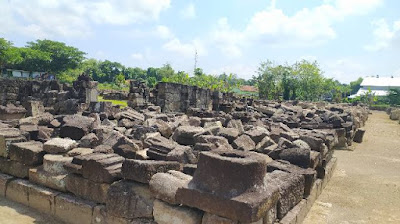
[0,78,369,224]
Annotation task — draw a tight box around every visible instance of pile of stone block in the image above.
[0,79,370,224]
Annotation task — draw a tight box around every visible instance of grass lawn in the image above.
[98,96,128,108]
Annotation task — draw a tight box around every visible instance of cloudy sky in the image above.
[1,0,399,83]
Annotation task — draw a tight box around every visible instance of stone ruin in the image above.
[0,77,369,224]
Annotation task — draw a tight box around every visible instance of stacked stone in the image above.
[0,77,98,115]
[0,80,371,224]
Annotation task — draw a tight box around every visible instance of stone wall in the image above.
[0,92,369,224]
[155,82,213,113]
[0,77,98,115]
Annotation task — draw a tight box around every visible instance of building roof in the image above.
[239,85,258,92]
[361,76,400,87]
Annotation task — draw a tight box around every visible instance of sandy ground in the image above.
[304,111,400,224]
[0,111,398,224]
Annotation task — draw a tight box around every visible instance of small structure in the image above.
[350,76,400,98]
[1,69,49,79]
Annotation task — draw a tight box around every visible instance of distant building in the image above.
[349,76,400,98]
[1,69,53,80]
[239,85,258,92]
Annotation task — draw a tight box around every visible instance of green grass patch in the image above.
[98,96,128,108]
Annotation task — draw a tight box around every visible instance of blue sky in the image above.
[1,0,399,83]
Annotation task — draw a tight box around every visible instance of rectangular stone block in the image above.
[81,153,124,183]
[153,199,204,224]
[55,193,96,224]
[106,180,154,219]
[122,159,181,183]
[29,167,68,192]
[66,174,110,204]
[267,160,316,197]
[265,171,305,219]
[0,173,14,197]
[0,135,26,158]
[0,157,31,178]
[28,184,60,214]
[6,179,34,206]
[9,141,45,165]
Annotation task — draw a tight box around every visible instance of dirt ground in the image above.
[304,111,400,224]
[0,197,61,224]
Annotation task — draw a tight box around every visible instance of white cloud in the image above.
[162,38,206,57]
[180,3,196,19]
[322,58,371,83]
[211,18,245,57]
[155,25,174,39]
[364,19,400,51]
[211,0,382,56]
[0,0,171,39]
[131,53,144,60]
[209,64,257,79]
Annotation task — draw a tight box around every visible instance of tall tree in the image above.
[26,39,86,74]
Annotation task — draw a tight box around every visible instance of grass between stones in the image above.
[98,96,128,108]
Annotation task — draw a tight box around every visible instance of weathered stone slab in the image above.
[9,141,45,165]
[6,179,34,206]
[81,153,124,183]
[122,159,181,183]
[43,154,73,175]
[0,128,25,158]
[265,170,305,219]
[55,193,96,224]
[28,184,60,214]
[172,126,204,145]
[0,173,14,197]
[29,167,68,192]
[106,180,155,219]
[67,147,94,157]
[176,150,280,223]
[278,147,310,169]
[66,173,110,204]
[153,199,204,224]
[0,157,31,178]
[267,160,316,197]
[92,205,156,224]
[43,138,78,154]
[202,212,238,224]
[149,170,191,204]
[60,115,95,140]
[232,135,255,151]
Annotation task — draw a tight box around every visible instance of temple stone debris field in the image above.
[0,76,397,224]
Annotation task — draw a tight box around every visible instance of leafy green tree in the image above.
[387,88,400,105]
[26,39,86,74]
[0,38,22,69]
[349,77,363,95]
[14,48,51,72]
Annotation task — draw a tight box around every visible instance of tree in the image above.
[387,88,400,105]
[14,48,51,72]
[157,63,175,79]
[349,77,363,95]
[0,38,22,69]
[26,39,86,74]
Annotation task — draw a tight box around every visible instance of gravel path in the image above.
[304,111,400,224]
